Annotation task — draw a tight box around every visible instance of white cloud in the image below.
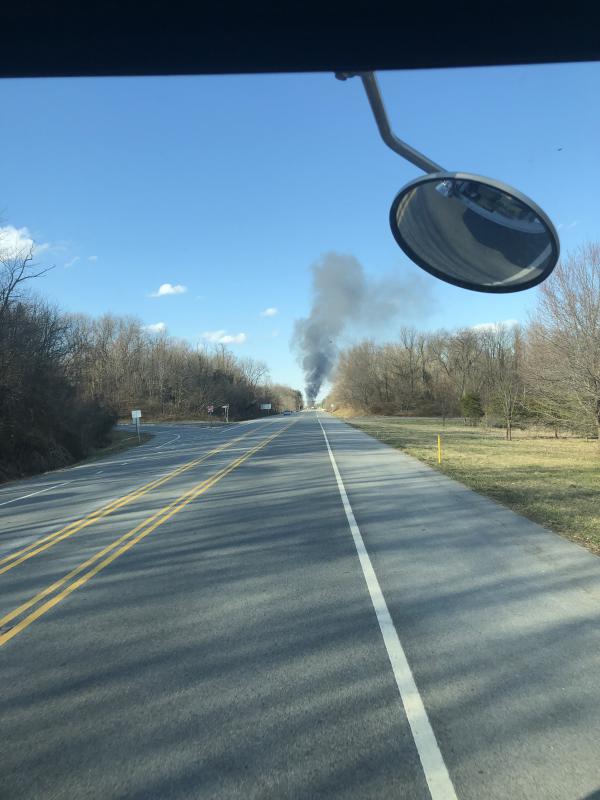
[150,282,188,297]
[202,330,247,345]
[272,329,280,338]
[64,256,80,269]
[202,329,226,342]
[557,221,579,232]
[260,307,279,317]
[0,225,50,258]
[144,322,167,333]
[88,255,98,262]
[472,319,519,332]
[221,333,246,344]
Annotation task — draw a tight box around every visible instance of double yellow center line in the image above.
[0,427,257,576]
[0,421,293,647]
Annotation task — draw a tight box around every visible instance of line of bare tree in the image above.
[328,244,600,444]
[0,234,301,480]
[64,313,302,421]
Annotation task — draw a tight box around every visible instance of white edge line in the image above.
[0,481,72,508]
[154,433,181,449]
[317,415,458,800]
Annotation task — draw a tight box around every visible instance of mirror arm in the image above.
[336,71,444,175]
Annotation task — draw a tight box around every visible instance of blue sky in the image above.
[1,62,598,395]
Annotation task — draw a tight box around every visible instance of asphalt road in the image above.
[1,412,599,799]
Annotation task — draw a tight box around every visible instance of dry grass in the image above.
[343,415,600,555]
[81,428,154,462]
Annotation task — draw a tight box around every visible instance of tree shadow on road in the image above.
[2,422,600,799]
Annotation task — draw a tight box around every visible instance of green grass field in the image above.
[344,415,600,555]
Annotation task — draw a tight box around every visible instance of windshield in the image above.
[1,62,599,800]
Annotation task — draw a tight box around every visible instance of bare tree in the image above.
[332,342,381,412]
[430,328,484,419]
[491,326,524,440]
[528,243,600,443]
[0,234,51,320]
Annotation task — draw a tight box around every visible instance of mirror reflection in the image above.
[390,175,559,292]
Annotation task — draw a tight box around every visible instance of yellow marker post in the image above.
[437,433,442,464]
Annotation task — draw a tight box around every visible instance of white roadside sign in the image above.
[131,409,142,441]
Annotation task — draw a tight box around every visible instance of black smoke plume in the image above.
[292,252,430,404]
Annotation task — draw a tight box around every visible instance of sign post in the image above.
[131,409,142,442]
[260,403,272,413]
[222,404,229,424]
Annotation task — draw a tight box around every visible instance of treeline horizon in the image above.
[328,243,600,443]
[0,237,302,481]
